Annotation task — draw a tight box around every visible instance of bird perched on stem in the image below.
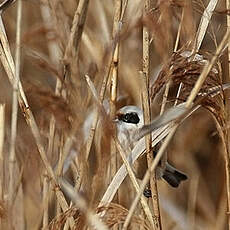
[115,105,187,188]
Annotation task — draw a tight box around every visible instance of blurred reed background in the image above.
[0,0,230,229]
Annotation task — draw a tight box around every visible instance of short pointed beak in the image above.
[113,117,118,123]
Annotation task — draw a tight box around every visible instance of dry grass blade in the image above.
[174,6,185,52]
[9,0,21,208]
[85,75,101,104]
[40,2,63,227]
[127,124,180,229]
[60,179,109,230]
[99,122,173,206]
[0,104,5,202]
[226,0,230,228]
[114,139,155,229]
[42,176,49,229]
[0,0,15,12]
[142,20,162,229]
[0,15,53,181]
[64,0,89,61]
[109,0,121,207]
[7,2,23,228]
[0,11,75,230]
[193,0,218,52]
[142,1,162,229]
[0,104,4,229]
[186,29,230,108]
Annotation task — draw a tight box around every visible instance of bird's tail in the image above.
[162,163,187,187]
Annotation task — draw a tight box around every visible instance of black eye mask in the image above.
[118,112,140,124]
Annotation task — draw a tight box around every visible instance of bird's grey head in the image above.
[115,106,144,149]
[116,106,143,126]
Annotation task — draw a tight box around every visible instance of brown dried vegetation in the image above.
[0,0,230,230]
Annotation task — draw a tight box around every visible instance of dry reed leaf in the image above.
[194,0,218,52]
[0,0,16,12]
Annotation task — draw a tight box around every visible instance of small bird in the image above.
[115,105,187,188]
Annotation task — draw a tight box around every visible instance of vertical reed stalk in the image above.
[8,1,24,229]
[142,1,162,229]
[174,7,185,52]
[8,0,22,207]
[64,0,90,61]
[0,12,76,230]
[0,104,5,229]
[40,1,62,227]
[110,0,121,207]
[42,175,49,229]
[225,0,230,228]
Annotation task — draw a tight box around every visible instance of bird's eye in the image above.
[124,114,130,121]
[119,112,140,124]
